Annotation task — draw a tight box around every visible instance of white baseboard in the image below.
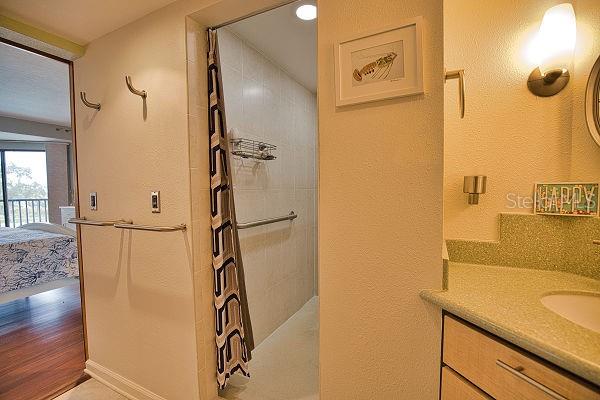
[85,360,166,400]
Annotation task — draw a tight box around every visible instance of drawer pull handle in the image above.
[496,360,569,400]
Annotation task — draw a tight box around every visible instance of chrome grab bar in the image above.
[69,217,131,226]
[237,211,297,230]
[113,223,186,232]
[496,360,568,400]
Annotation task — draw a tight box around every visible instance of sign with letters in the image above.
[534,183,599,217]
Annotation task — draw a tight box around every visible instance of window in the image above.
[0,150,48,227]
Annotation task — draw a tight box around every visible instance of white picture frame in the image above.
[334,17,424,107]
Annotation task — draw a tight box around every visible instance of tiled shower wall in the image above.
[218,28,317,345]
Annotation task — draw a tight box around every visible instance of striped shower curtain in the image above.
[207,29,254,389]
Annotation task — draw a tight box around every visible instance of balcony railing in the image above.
[5,198,49,227]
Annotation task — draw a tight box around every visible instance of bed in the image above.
[0,223,79,296]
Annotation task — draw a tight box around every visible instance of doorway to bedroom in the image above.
[0,39,86,400]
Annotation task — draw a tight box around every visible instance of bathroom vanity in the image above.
[441,315,598,399]
[421,263,600,400]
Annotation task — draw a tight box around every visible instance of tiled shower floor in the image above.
[220,296,319,400]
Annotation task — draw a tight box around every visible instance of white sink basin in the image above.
[541,292,600,333]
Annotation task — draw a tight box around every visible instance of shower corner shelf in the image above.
[230,138,277,161]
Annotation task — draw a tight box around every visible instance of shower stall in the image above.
[214,4,318,398]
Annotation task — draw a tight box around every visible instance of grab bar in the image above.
[113,223,186,232]
[69,217,132,227]
[237,211,297,230]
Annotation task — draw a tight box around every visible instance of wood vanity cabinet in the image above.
[440,315,600,400]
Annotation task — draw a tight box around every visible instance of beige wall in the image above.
[218,27,317,345]
[74,2,205,399]
[318,0,444,398]
[444,0,573,241]
[571,0,600,180]
[444,0,600,241]
[45,143,69,224]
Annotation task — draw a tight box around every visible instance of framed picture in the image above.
[334,17,424,107]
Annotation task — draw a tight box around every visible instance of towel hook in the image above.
[445,69,465,119]
[125,76,147,98]
[80,91,101,110]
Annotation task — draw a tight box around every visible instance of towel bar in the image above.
[113,223,186,232]
[69,217,131,227]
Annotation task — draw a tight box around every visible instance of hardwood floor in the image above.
[0,283,87,400]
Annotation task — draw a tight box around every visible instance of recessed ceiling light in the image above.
[296,4,317,21]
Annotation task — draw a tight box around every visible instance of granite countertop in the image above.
[420,262,600,386]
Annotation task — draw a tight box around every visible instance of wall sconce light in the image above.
[463,176,487,205]
[527,3,576,97]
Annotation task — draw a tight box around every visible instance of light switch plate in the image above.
[90,192,98,211]
[151,191,160,213]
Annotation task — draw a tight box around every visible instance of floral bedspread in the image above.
[0,227,79,294]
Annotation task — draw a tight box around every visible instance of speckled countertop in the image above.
[420,262,600,386]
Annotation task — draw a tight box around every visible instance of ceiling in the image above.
[0,0,178,44]
[0,42,71,126]
[227,1,316,92]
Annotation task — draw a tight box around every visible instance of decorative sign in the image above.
[534,183,599,217]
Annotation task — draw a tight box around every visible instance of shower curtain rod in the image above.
[209,0,300,30]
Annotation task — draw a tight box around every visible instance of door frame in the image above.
[0,37,89,360]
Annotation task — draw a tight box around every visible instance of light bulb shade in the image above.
[537,3,576,74]
[296,5,317,21]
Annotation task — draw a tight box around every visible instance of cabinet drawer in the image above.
[441,367,492,400]
[443,315,600,400]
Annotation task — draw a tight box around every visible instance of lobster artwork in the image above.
[353,52,398,82]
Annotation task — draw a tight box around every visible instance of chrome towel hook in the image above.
[125,75,147,98]
[445,69,465,119]
[80,91,101,110]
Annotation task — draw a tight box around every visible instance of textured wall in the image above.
[444,0,600,242]
[44,143,69,224]
[571,0,600,180]
[73,2,204,399]
[444,0,574,241]
[318,0,444,398]
[218,27,317,345]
